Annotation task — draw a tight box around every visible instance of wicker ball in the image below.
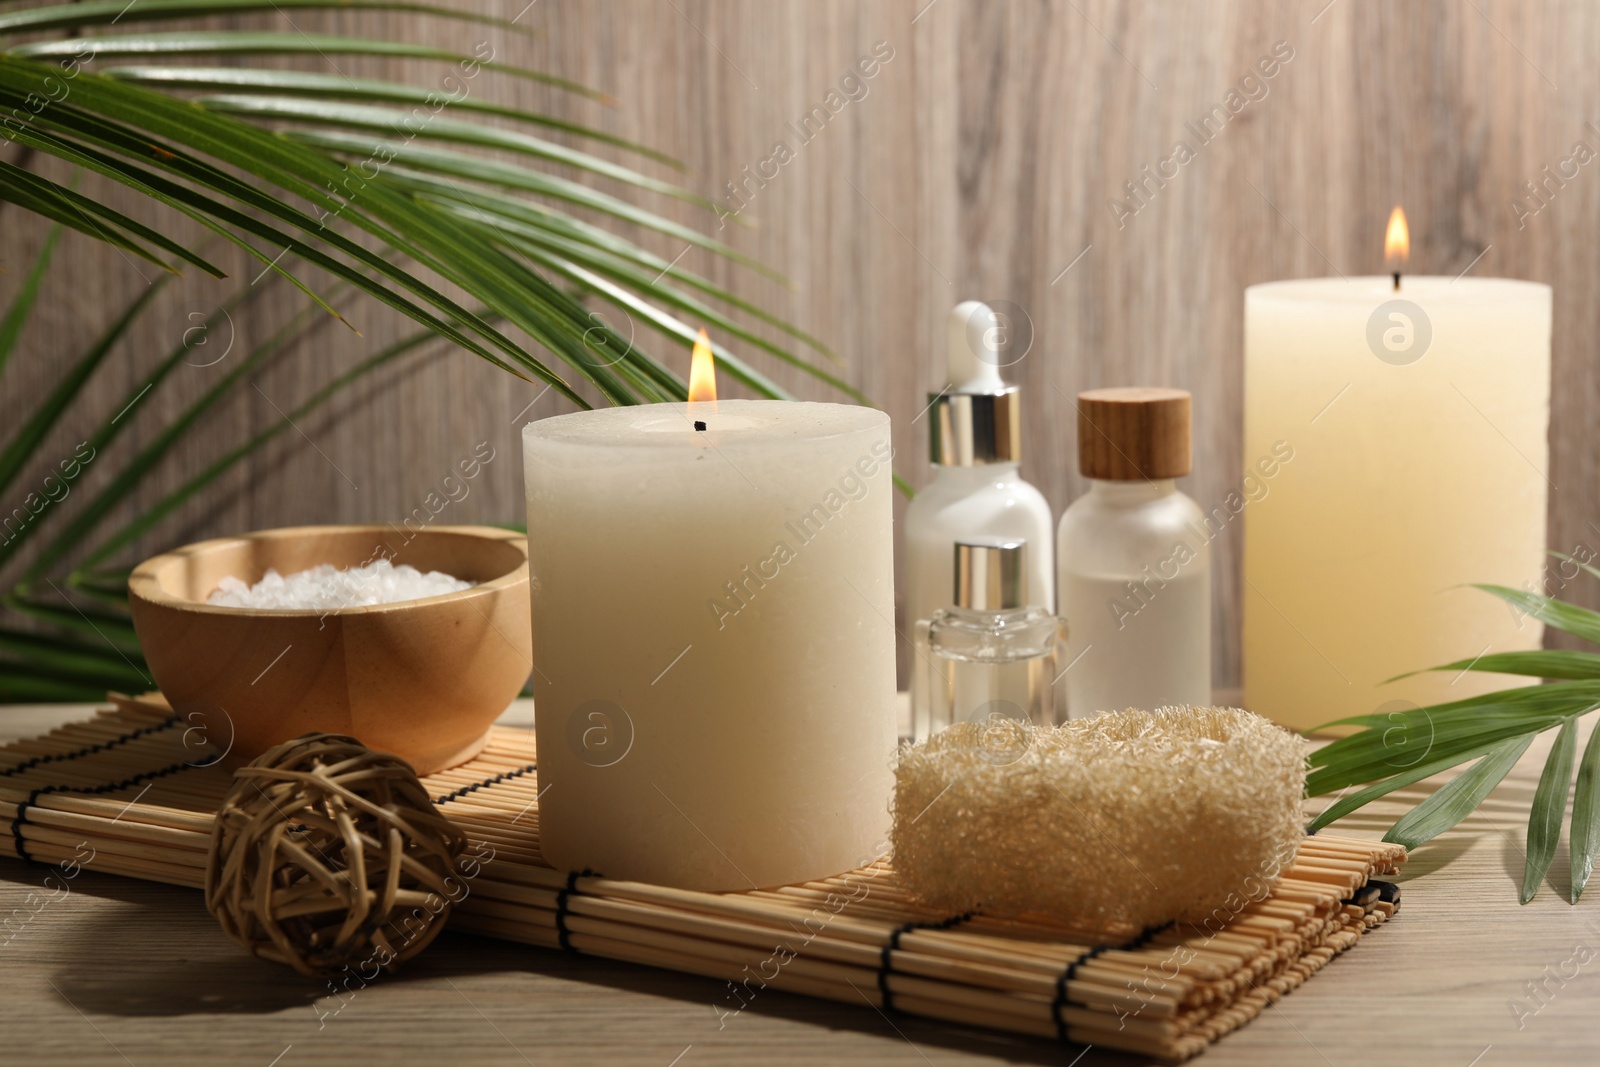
[205,733,467,978]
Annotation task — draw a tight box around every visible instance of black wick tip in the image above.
[693,420,707,432]
[1392,271,1401,292]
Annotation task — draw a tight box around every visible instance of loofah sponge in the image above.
[891,706,1310,930]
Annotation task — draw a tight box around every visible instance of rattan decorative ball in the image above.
[205,733,467,978]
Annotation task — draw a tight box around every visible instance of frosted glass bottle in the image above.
[1057,388,1211,717]
[905,301,1053,648]
[905,463,1054,639]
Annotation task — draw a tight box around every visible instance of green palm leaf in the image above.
[9,33,605,100]
[13,293,334,582]
[0,4,843,405]
[2,2,866,704]
[0,257,455,696]
[1306,734,1536,833]
[1470,584,1600,645]
[304,135,776,277]
[70,322,457,575]
[0,277,169,503]
[4,591,141,649]
[195,96,696,201]
[0,1,514,35]
[1390,648,1600,682]
[1382,733,1536,849]
[1569,723,1600,902]
[1313,575,1600,903]
[1523,717,1578,903]
[0,221,61,377]
[100,66,672,161]
[0,157,212,274]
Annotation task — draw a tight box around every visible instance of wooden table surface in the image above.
[3,699,1597,1067]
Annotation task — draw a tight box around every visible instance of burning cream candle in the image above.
[1243,212,1551,730]
[522,340,897,890]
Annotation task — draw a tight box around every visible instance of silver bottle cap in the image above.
[929,387,1022,466]
[954,537,1027,610]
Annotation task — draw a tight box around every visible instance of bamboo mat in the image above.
[0,696,1405,1063]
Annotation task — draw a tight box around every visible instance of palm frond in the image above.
[0,247,458,698]
[0,221,61,377]
[10,33,605,100]
[0,1,515,36]
[0,2,873,707]
[1310,578,1600,904]
[99,66,671,161]
[0,3,843,405]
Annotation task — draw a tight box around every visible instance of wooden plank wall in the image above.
[4,0,1596,687]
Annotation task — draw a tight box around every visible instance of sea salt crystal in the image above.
[207,559,473,610]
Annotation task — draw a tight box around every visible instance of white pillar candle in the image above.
[522,400,897,890]
[1243,276,1551,731]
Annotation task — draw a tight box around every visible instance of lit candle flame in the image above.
[1384,206,1410,272]
[688,328,717,409]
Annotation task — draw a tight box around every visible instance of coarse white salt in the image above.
[207,559,473,610]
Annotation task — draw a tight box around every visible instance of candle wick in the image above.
[694,420,708,432]
[1392,272,1401,292]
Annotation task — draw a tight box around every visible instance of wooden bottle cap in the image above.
[1077,387,1191,480]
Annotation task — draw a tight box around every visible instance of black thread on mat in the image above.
[877,912,974,1013]
[1342,884,1381,910]
[431,762,537,806]
[0,713,181,779]
[555,868,598,952]
[10,788,44,863]
[1367,879,1401,907]
[1051,922,1173,1043]
[9,758,195,865]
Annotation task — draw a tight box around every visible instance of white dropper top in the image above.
[945,301,1007,392]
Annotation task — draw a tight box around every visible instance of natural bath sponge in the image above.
[891,706,1310,930]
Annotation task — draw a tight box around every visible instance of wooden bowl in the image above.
[128,525,531,774]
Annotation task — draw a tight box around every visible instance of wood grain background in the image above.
[4,0,1597,687]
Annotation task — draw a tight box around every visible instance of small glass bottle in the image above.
[913,538,1064,740]
[1057,387,1211,717]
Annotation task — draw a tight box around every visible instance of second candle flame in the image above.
[688,328,718,408]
